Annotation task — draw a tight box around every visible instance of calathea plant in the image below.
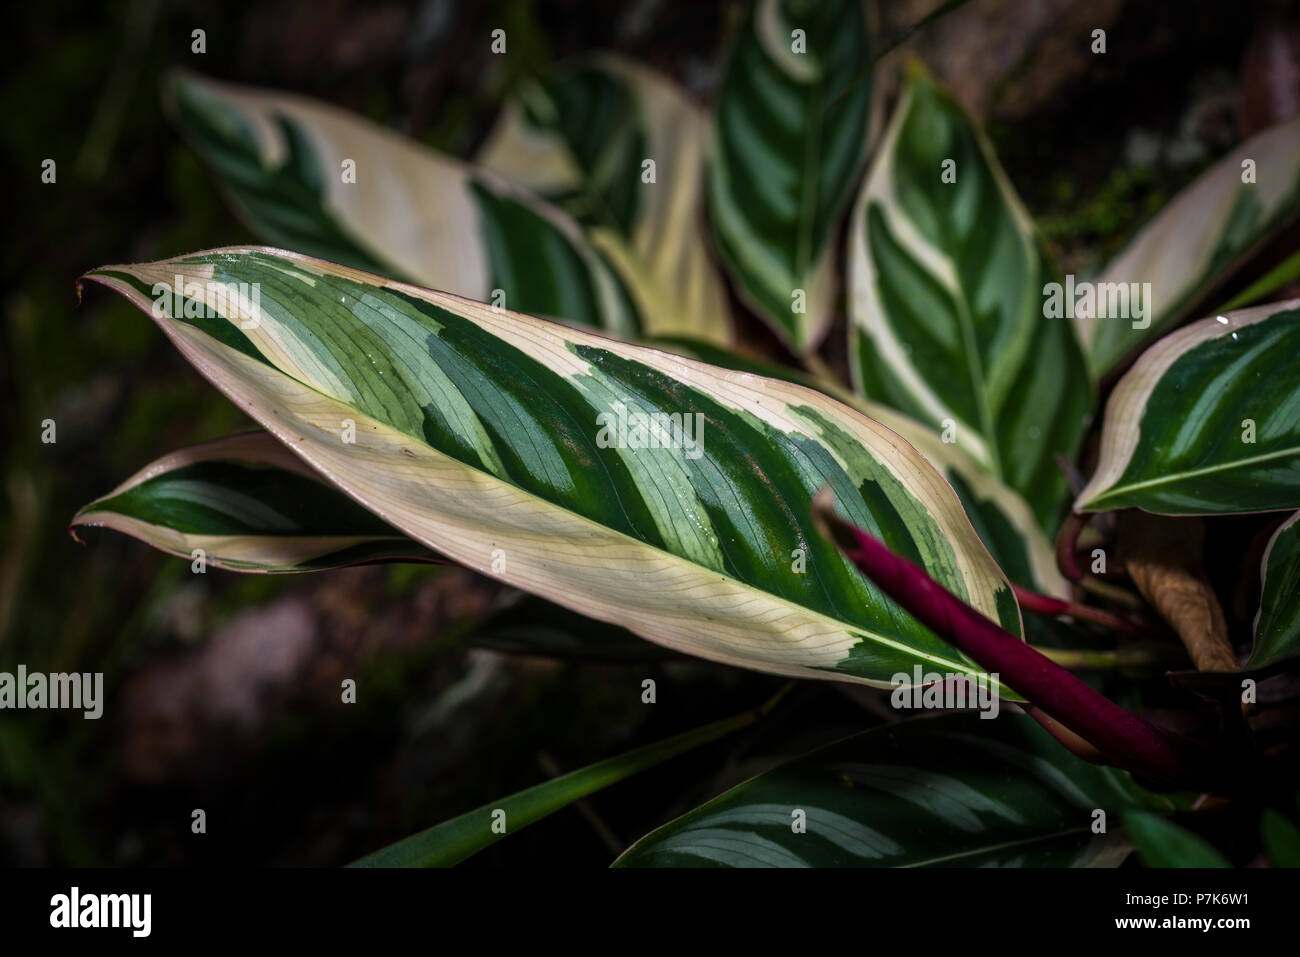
[71,0,1300,867]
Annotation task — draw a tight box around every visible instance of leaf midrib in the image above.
[898,825,1096,867]
[1092,444,1300,504]
[793,76,824,329]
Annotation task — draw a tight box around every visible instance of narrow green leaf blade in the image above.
[1077,300,1300,515]
[1122,811,1230,868]
[71,432,438,573]
[83,247,1024,692]
[351,704,761,867]
[1251,511,1300,668]
[477,54,733,344]
[1082,116,1300,377]
[168,71,641,336]
[615,712,1174,867]
[848,63,1091,529]
[708,0,873,352]
[1215,248,1300,314]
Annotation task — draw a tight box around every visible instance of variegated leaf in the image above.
[168,71,641,336]
[1252,511,1300,669]
[70,432,439,573]
[1080,116,1300,377]
[708,0,873,352]
[81,247,1023,691]
[1077,300,1300,515]
[848,63,1091,529]
[615,712,1175,867]
[477,54,732,344]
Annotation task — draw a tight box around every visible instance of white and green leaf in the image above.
[82,247,1025,692]
[1081,116,1300,377]
[848,63,1091,529]
[70,431,439,573]
[615,712,1176,867]
[168,71,641,336]
[477,53,732,344]
[1076,299,1300,515]
[708,0,873,352]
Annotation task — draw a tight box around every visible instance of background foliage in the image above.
[2,0,1297,866]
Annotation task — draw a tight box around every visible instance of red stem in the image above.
[826,518,1215,788]
[1054,510,1089,582]
[1012,584,1148,638]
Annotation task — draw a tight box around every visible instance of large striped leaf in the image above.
[70,432,439,573]
[477,54,732,344]
[1080,116,1300,377]
[708,0,873,352]
[81,247,1023,691]
[615,712,1175,867]
[848,64,1091,529]
[1252,511,1300,669]
[1077,300,1300,515]
[168,72,641,336]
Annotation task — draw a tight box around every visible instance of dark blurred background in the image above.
[2,0,1297,866]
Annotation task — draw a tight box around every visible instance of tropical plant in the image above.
[71,0,1300,868]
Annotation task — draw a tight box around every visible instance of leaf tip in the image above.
[67,519,87,545]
